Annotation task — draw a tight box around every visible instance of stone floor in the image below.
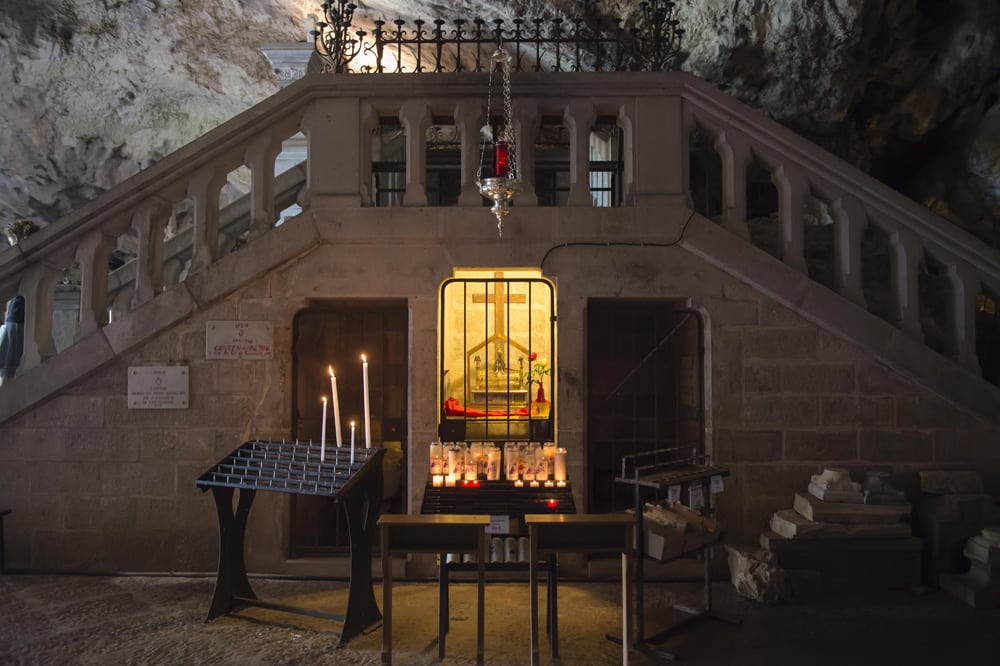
[1,573,999,665]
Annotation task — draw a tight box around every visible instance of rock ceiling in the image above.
[0,0,997,247]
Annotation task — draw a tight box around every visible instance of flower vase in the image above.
[530,384,551,418]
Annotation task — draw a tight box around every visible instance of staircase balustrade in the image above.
[0,72,997,411]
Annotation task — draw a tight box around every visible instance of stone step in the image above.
[793,492,910,525]
[760,530,922,588]
[770,509,912,539]
[807,482,864,503]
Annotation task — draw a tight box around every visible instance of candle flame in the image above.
[351,421,355,427]
[322,396,327,403]
[361,354,367,363]
[328,365,334,377]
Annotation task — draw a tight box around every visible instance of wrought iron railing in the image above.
[314,1,685,74]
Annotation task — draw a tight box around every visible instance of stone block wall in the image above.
[704,279,1000,544]
[1,207,998,572]
[0,282,295,573]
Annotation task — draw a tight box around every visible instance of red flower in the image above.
[530,352,537,361]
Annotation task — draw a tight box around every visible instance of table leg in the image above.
[477,533,485,665]
[206,487,256,622]
[0,509,8,574]
[549,553,559,660]
[622,548,631,666]
[381,525,392,666]
[439,553,448,659]
[529,527,540,666]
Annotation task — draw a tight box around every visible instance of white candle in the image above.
[529,480,540,488]
[445,474,457,487]
[514,480,524,488]
[432,475,444,487]
[350,421,356,465]
[320,396,328,462]
[556,480,566,488]
[362,354,371,448]
[554,448,567,481]
[329,365,342,448]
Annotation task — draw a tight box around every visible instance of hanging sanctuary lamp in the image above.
[477,47,520,238]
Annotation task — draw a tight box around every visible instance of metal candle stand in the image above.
[611,445,739,661]
[196,439,386,645]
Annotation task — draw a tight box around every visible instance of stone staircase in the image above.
[1,70,999,425]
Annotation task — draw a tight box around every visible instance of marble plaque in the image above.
[206,321,274,359]
[128,366,189,409]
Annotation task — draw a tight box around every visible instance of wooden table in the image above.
[525,513,634,666]
[378,514,490,666]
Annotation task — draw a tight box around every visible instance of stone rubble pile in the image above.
[940,527,1000,609]
[760,468,922,588]
[914,470,999,587]
[725,544,790,605]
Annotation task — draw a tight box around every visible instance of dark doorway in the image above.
[290,300,408,556]
[586,300,703,513]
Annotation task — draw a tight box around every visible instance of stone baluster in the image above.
[454,100,486,206]
[359,103,378,206]
[945,260,982,373]
[187,165,226,275]
[245,135,281,240]
[714,129,751,240]
[771,164,808,273]
[829,195,867,308]
[300,97,362,208]
[631,96,685,208]
[514,100,540,206]
[617,102,637,207]
[74,229,118,341]
[888,227,924,338]
[130,199,171,309]
[564,100,597,207]
[399,100,432,206]
[17,264,61,371]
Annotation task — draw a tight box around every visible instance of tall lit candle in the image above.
[362,354,371,448]
[350,421,356,465]
[554,448,567,482]
[329,365,342,448]
[320,396,328,462]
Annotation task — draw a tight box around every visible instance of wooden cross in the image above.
[472,271,526,337]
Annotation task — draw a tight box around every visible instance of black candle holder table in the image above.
[196,440,386,646]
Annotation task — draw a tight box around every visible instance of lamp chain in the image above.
[501,53,515,180]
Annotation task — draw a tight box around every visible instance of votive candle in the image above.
[320,396,328,462]
[361,354,371,448]
[329,366,342,447]
[554,448,567,481]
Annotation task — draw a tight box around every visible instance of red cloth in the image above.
[443,396,529,418]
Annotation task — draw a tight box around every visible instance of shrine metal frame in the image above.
[314,1,685,74]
